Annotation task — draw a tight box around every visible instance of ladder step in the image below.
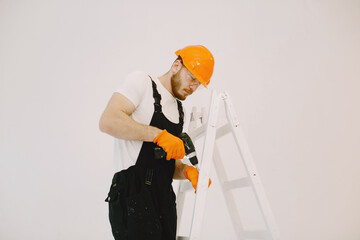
[223,177,252,191]
[176,237,189,240]
[189,123,206,140]
[179,181,194,193]
[216,123,231,138]
[237,230,271,239]
[176,231,271,239]
[189,123,231,141]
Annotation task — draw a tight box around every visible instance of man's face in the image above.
[171,65,201,101]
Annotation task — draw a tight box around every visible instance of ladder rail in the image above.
[222,92,279,239]
[188,90,220,240]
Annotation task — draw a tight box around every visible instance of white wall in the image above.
[1,0,359,239]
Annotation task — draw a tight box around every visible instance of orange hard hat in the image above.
[175,45,214,88]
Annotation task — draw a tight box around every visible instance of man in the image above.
[99,45,214,240]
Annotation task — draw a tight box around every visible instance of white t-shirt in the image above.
[114,71,183,171]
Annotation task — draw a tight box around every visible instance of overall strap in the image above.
[176,99,184,126]
[149,75,184,125]
[149,76,162,113]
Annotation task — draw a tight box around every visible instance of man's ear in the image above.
[171,59,182,74]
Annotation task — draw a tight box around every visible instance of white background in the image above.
[1,0,359,239]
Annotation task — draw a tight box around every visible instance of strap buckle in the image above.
[145,168,154,185]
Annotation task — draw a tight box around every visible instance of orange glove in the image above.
[153,130,185,160]
[184,166,212,193]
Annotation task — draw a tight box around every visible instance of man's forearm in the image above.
[100,110,162,142]
[173,159,188,180]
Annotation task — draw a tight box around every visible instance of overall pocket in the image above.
[106,172,128,240]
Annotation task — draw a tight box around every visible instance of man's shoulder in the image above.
[126,70,148,78]
[115,71,153,108]
[118,71,151,90]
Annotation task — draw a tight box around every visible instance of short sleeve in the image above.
[115,71,150,108]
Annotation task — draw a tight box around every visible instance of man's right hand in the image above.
[153,130,185,160]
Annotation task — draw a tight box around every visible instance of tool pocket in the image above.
[106,172,128,239]
[126,187,162,240]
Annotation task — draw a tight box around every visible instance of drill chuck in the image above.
[186,152,198,166]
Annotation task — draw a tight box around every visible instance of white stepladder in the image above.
[176,90,279,240]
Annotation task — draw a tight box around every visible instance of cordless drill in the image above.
[154,132,199,169]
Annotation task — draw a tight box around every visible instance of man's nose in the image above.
[190,80,200,90]
[190,83,198,91]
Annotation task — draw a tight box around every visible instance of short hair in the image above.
[175,55,183,64]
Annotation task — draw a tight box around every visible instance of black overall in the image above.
[105,77,184,240]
